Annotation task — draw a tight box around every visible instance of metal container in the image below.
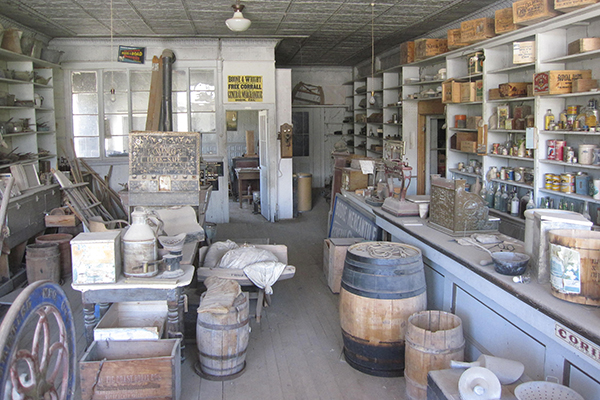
[575,172,590,195]
[122,210,158,277]
[71,231,122,284]
[551,174,561,191]
[560,173,575,193]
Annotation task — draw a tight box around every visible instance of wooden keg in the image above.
[548,229,600,306]
[26,243,60,284]
[196,292,250,380]
[36,233,73,279]
[405,310,464,400]
[339,241,427,377]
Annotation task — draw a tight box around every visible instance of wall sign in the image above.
[328,193,382,240]
[228,75,263,102]
[118,46,145,64]
[555,323,600,365]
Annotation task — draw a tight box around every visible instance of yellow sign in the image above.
[227,75,263,102]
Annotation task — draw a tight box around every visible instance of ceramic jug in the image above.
[122,209,158,277]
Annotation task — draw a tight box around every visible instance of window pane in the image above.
[72,72,96,92]
[173,113,189,132]
[73,115,99,137]
[72,93,98,114]
[132,92,149,113]
[293,135,309,157]
[103,71,127,92]
[173,91,187,112]
[202,133,217,155]
[172,70,187,91]
[132,114,146,131]
[191,113,215,132]
[105,115,129,137]
[190,70,215,90]
[105,136,129,157]
[104,93,128,113]
[190,91,215,111]
[74,137,100,158]
[131,70,151,90]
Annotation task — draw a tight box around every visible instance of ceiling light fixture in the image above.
[226,0,251,32]
[369,3,376,106]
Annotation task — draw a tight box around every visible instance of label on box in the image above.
[513,41,535,64]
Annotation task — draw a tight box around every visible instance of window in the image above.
[292,111,309,157]
[71,68,216,159]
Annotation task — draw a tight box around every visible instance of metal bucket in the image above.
[26,243,60,284]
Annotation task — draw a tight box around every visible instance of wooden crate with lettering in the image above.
[79,339,181,400]
[341,168,368,191]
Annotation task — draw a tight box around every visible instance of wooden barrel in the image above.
[405,310,464,400]
[339,242,427,377]
[548,229,600,306]
[196,292,249,379]
[25,243,60,284]
[36,233,73,279]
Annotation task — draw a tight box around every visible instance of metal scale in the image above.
[379,140,420,217]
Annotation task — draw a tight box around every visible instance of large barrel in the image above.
[340,241,427,377]
[548,229,600,306]
[196,292,250,379]
[36,233,73,280]
[405,310,464,400]
[26,243,60,284]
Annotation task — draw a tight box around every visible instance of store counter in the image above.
[337,191,600,398]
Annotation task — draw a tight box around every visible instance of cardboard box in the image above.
[414,38,448,61]
[400,41,415,64]
[555,0,599,12]
[450,132,478,150]
[495,7,519,34]
[447,29,468,50]
[466,116,483,130]
[341,168,368,191]
[323,238,363,293]
[475,80,483,101]
[489,88,502,100]
[461,18,496,43]
[572,78,599,92]
[460,82,477,103]
[513,41,536,63]
[513,0,560,26]
[80,339,181,400]
[71,231,121,284]
[94,301,168,341]
[442,79,464,103]
[514,105,532,119]
[534,70,593,95]
[467,51,484,75]
[499,82,530,97]
[568,38,600,55]
[460,141,478,153]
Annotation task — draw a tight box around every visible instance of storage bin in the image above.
[94,301,168,341]
[71,231,122,284]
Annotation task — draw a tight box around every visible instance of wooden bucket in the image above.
[196,292,249,379]
[548,229,600,306]
[36,233,73,279]
[25,243,60,284]
[405,310,464,400]
[339,242,427,377]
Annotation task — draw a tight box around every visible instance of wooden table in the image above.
[72,264,195,352]
[235,168,260,208]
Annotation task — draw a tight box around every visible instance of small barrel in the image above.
[548,229,600,306]
[26,243,60,284]
[405,310,465,400]
[36,233,73,280]
[339,242,427,377]
[196,292,250,379]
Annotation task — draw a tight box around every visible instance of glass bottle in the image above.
[544,109,555,130]
[585,99,599,131]
[486,182,496,208]
[510,189,520,217]
[494,184,502,210]
[582,201,592,221]
[526,191,535,211]
[559,109,568,130]
[479,179,487,202]
[501,185,510,213]
[519,190,530,219]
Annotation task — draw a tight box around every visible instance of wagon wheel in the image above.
[0,281,77,399]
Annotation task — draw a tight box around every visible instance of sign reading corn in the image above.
[228,75,263,102]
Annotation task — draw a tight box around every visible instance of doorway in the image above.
[425,115,446,192]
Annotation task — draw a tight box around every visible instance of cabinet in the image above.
[0,48,59,173]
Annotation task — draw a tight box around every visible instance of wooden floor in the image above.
[4,190,408,399]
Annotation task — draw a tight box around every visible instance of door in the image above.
[259,110,270,221]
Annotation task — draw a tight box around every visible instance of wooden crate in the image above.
[513,41,536,64]
[79,339,181,400]
[460,141,478,153]
[442,80,463,104]
[513,0,560,26]
[555,0,599,12]
[341,168,368,191]
[94,301,168,341]
[460,18,496,43]
[534,70,592,95]
[450,132,477,150]
[499,82,530,97]
[447,29,468,50]
[572,78,598,92]
[414,39,448,61]
[323,238,363,293]
[400,41,415,64]
[460,82,476,103]
[71,231,121,284]
[568,38,600,54]
[495,7,519,34]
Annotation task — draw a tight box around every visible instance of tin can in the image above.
[500,167,507,180]
[545,173,555,190]
[560,173,575,193]
[507,168,515,181]
[555,140,566,162]
[514,167,525,183]
[575,172,590,195]
[564,146,575,163]
[552,174,561,191]
[547,140,556,160]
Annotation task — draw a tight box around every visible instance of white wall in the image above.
[291,66,352,105]
[276,69,293,220]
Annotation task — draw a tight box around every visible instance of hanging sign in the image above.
[118,46,145,64]
[227,75,263,102]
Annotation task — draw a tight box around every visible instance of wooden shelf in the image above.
[488,63,535,74]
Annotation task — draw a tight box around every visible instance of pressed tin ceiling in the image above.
[0,0,503,66]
